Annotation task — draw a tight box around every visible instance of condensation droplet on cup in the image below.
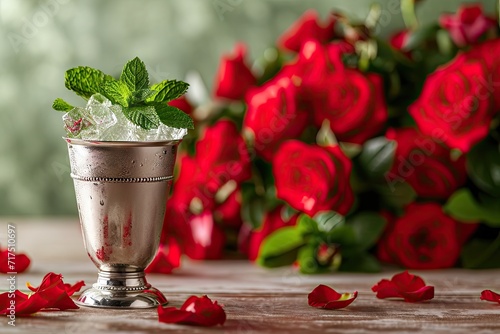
[100,200,104,206]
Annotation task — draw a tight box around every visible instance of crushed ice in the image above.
[62,94,187,141]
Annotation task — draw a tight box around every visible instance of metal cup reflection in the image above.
[66,138,178,308]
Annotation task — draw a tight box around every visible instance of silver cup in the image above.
[66,138,179,308]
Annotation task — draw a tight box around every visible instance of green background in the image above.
[0,0,496,216]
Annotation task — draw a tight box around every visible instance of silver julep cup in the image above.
[66,138,179,308]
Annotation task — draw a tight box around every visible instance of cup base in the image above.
[75,270,167,308]
[75,286,167,308]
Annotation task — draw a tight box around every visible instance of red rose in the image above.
[280,40,354,92]
[377,203,478,269]
[242,205,298,261]
[469,39,500,107]
[244,77,309,161]
[168,156,214,212]
[145,239,181,274]
[182,211,226,260]
[409,52,494,153]
[275,39,383,144]
[213,43,256,100]
[278,10,336,52]
[168,96,193,115]
[166,202,226,260]
[439,4,496,47]
[310,62,388,144]
[390,30,412,58]
[162,153,241,260]
[272,141,354,216]
[390,30,410,51]
[214,188,243,229]
[196,120,252,191]
[385,127,467,199]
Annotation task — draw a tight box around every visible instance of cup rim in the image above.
[64,137,181,147]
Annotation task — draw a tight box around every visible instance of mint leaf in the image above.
[122,106,160,130]
[65,66,113,99]
[120,57,149,92]
[101,80,131,107]
[153,103,194,129]
[52,98,74,112]
[131,89,157,104]
[147,80,189,103]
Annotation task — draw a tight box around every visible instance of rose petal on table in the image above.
[308,284,357,309]
[64,281,86,296]
[158,295,226,326]
[399,285,435,303]
[371,279,402,299]
[25,272,79,311]
[33,273,79,310]
[0,248,31,273]
[480,290,500,303]
[372,271,434,302]
[0,290,49,316]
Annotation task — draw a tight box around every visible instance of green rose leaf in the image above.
[444,188,500,226]
[153,103,194,129]
[297,244,330,274]
[326,224,357,246]
[122,105,160,130]
[467,137,500,197]
[120,57,149,92]
[339,253,381,273]
[52,98,74,112]
[461,235,500,269]
[148,80,189,103]
[355,136,396,181]
[257,226,305,268]
[101,80,131,107]
[347,212,387,251]
[241,197,266,229]
[375,181,417,209]
[297,214,319,237]
[313,211,345,234]
[402,23,440,51]
[65,66,113,99]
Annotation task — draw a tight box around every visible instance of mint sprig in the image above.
[53,57,193,130]
[147,80,189,103]
[52,98,74,112]
[120,57,149,92]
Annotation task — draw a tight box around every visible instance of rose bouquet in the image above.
[155,2,500,274]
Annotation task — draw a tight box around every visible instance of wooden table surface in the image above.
[1,219,500,334]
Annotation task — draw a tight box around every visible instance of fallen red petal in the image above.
[481,290,500,303]
[0,272,80,316]
[399,285,435,303]
[372,271,434,302]
[308,284,357,309]
[0,247,31,274]
[0,290,48,316]
[158,295,226,327]
[64,281,86,296]
[371,279,402,299]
